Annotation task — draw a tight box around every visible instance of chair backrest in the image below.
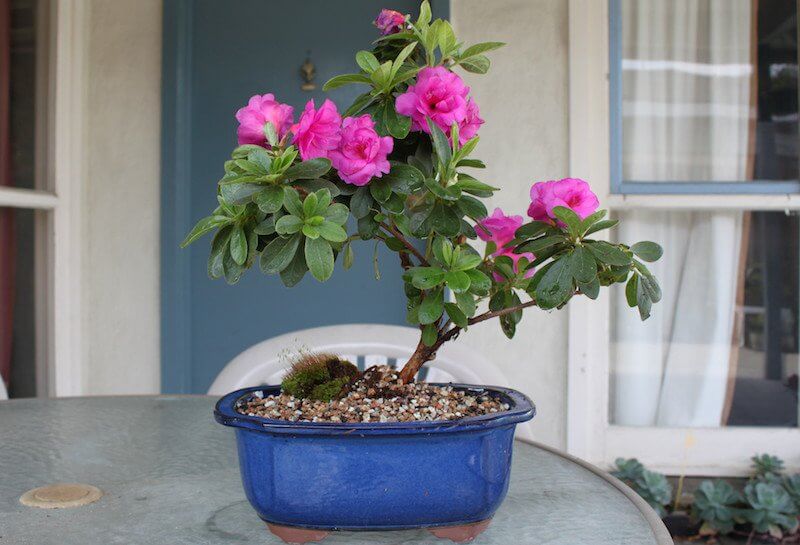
[0,378,7,400]
[207,324,510,395]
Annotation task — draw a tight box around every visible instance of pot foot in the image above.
[266,523,330,544]
[428,519,492,543]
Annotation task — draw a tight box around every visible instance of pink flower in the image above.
[528,178,600,224]
[457,99,484,144]
[476,208,523,251]
[235,94,294,147]
[493,248,536,281]
[329,115,393,186]
[290,99,342,161]
[374,9,406,35]
[396,67,470,138]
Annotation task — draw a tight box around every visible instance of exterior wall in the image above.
[451,0,571,448]
[82,0,162,394]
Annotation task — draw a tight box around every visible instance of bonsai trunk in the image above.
[398,339,437,383]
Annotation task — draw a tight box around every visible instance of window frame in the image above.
[567,0,800,476]
[0,0,87,397]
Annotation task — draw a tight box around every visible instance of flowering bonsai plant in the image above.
[184,2,662,387]
[198,4,664,540]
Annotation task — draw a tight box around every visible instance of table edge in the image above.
[516,438,672,545]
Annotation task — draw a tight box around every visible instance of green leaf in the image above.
[355,50,380,72]
[279,242,308,287]
[322,73,372,91]
[260,233,302,274]
[370,178,393,203]
[429,202,461,237]
[579,278,600,299]
[515,221,550,240]
[357,214,379,239]
[570,247,597,284]
[247,148,271,172]
[552,206,582,237]
[455,291,477,317]
[383,162,425,193]
[350,186,374,218]
[456,158,486,169]
[631,241,663,262]
[318,220,347,243]
[465,269,491,295]
[444,270,471,293]
[426,117,452,166]
[263,122,278,148]
[534,257,574,310]
[636,276,652,320]
[391,42,418,81]
[302,192,319,219]
[417,0,432,26]
[444,302,468,328]
[304,236,335,282]
[275,215,304,235]
[450,249,482,271]
[302,224,320,239]
[229,225,248,265]
[383,101,411,139]
[410,267,446,290]
[220,182,263,205]
[585,219,619,236]
[207,226,232,279]
[325,203,349,225]
[343,242,355,270]
[253,216,275,236]
[285,158,331,181]
[517,235,565,254]
[432,237,454,266]
[625,275,638,307]
[254,186,285,213]
[461,41,506,59]
[181,215,229,247]
[344,92,376,117]
[370,61,392,89]
[457,195,487,220]
[455,175,498,197]
[424,177,461,201]
[585,241,632,266]
[422,323,438,347]
[222,248,244,284]
[418,288,444,325]
[283,187,304,217]
[459,55,490,74]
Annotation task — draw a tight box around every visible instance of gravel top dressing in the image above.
[235,366,510,423]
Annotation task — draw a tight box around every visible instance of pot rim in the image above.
[214,384,535,436]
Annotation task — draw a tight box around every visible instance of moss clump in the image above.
[281,353,360,401]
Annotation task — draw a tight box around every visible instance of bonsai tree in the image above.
[182,2,662,385]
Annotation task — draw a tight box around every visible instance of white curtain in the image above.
[611,0,752,427]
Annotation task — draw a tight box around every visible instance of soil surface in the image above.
[235,365,510,423]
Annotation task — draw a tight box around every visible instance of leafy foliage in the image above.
[691,480,742,535]
[611,458,672,516]
[751,453,785,482]
[743,481,799,538]
[181,1,663,377]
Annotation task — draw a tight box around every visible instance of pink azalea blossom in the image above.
[329,115,393,186]
[235,94,294,147]
[457,99,484,144]
[291,99,342,161]
[374,9,406,35]
[476,208,523,250]
[528,178,600,224]
[396,67,470,139]
[476,208,535,281]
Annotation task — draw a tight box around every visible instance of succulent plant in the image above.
[742,480,799,538]
[783,474,800,511]
[281,352,360,401]
[691,480,742,535]
[751,454,785,482]
[611,458,672,516]
[612,458,645,484]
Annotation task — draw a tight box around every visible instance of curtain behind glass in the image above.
[611,0,752,426]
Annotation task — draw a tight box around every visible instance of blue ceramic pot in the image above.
[214,384,535,531]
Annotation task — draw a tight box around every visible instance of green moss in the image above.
[280,353,360,400]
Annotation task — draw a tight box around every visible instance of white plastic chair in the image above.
[208,324,510,395]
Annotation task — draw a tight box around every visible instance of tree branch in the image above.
[379,222,429,266]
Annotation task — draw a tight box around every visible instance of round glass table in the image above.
[0,396,670,544]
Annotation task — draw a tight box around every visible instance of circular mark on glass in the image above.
[19,483,103,509]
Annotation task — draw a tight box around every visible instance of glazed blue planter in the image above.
[214,384,535,533]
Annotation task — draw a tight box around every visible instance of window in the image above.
[0,0,85,398]
[567,0,800,475]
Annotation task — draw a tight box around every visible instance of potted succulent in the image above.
[183,3,663,543]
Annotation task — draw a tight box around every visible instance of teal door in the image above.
[161,0,448,393]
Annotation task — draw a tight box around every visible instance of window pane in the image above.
[0,207,42,398]
[618,0,798,185]
[610,210,799,427]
